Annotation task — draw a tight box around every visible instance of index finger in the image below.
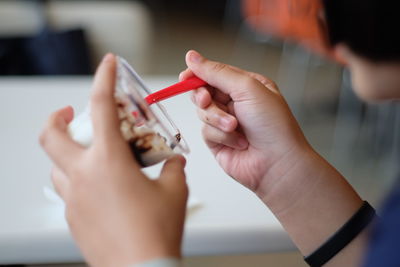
[90,54,121,143]
[180,68,231,106]
[185,50,276,100]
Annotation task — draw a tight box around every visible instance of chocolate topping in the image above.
[128,132,155,153]
[127,132,162,167]
[175,133,181,142]
[129,142,146,167]
[117,94,174,167]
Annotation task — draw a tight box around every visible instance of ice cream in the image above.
[116,98,176,166]
[68,56,186,167]
[68,98,178,167]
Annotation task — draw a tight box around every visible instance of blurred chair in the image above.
[0,0,152,74]
[332,71,400,182]
[238,0,334,120]
[241,0,334,59]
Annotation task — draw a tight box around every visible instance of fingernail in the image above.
[220,117,232,130]
[102,53,114,63]
[238,137,248,149]
[189,51,202,64]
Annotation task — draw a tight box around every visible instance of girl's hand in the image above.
[182,51,365,265]
[40,54,187,267]
[181,50,310,196]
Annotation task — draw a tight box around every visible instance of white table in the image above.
[0,77,294,264]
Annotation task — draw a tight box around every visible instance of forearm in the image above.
[258,145,366,265]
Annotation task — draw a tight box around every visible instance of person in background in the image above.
[39,0,400,266]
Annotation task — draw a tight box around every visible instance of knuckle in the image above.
[39,127,55,150]
[263,78,278,88]
[250,71,267,81]
[263,79,278,90]
[201,124,223,143]
[201,124,211,139]
[197,108,209,123]
[268,79,278,89]
[257,76,270,86]
[91,88,108,105]
[39,129,49,148]
[242,76,259,89]
[211,62,227,73]
[39,116,57,148]
[251,73,279,90]
[67,164,84,181]
[64,207,75,227]
[50,170,58,185]
[93,143,118,162]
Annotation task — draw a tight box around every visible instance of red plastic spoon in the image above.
[145,76,207,105]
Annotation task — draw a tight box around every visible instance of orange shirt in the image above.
[242,0,344,63]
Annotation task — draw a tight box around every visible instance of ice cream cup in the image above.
[68,56,190,167]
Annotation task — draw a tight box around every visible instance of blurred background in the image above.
[0,0,399,266]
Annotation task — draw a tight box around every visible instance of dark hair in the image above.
[323,0,400,62]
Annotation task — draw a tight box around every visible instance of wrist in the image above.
[256,144,363,255]
[113,235,181,267]
[255,143,318,209]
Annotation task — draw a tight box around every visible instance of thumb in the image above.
[159,154,187,192]
[185,50,259,100]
